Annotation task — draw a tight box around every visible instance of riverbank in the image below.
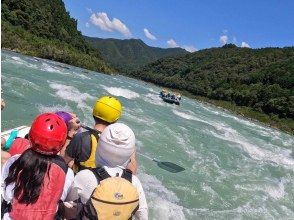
[180,90,294,135]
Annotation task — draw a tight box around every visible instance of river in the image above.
[1,50,294,219]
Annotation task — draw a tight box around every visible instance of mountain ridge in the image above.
[84,36,188,73]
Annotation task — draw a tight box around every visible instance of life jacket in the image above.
[8,137,31,156]
[9,156,68,220]
[78,167,139,220]
[73,131,100,173]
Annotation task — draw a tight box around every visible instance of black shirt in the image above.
[66,131,92,163]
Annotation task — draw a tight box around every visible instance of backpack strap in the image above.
[90,129,101,140]
[91,166,111,182]
[51,155,68,174]
[121,169,133,183]
[75,130,101,172]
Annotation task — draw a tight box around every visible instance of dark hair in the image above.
[93,116,111,125]
[4,149,53,205]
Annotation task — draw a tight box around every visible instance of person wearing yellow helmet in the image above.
[92,96,122,123]
[63,96,137,174]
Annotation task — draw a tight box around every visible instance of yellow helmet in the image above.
[92,96,122,123]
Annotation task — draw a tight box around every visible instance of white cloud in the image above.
[241,41,250,48]
[89,12,132,37]
[143,28,157,40]
[182,45,197,52]
[85,22,90,28]
[86,8,93,13]
[167,39,179,48]
[223,29,228,34]
[219,35,228,45]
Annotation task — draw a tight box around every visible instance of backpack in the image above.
[78,167,139,220]
[9,156,68,220]
[73,130,100,173]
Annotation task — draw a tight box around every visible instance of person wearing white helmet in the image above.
[65,123,148,220]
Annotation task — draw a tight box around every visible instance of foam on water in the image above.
[76,73,91,80]
[207,127,294,169]
[142,93,165,106]
[11,56,23,63]
[173,109,208,124]
[37,104,73,114]
[174,133,199,159]
[123,108,155,125]
[235,179,286,200]
[3,76,41,93]
[49,82,95,109]
[41,63,65,74]
[138,172,186,220]
[147,87,158,94]
[102,86,140,99]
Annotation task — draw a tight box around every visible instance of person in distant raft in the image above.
[65,123,148,220]
[1,113,74,220]
[63,96,138,174]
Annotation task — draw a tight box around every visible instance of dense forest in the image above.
[1,0,112,73]
[130,44,294,132]
[84,36,188,72]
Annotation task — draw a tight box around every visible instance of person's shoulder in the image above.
[131,174,141,184]
[130,173,145,190]
[68,131,90,147]
[1,154,20,178]
[3,154,20,167]
[75,169,97,184]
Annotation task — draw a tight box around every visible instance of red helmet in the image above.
[29,113,67,155]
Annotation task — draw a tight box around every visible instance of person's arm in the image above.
[1,155,19,202]
[60,168,75,201]
[1,150,11,166]
[64,170,97,219]
[127,150,137,174]
[132,176,148,220]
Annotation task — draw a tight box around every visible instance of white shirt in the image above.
[66,166,148,220]
[1,154,74,220]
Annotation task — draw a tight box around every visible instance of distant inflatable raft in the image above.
[159,90,181,105]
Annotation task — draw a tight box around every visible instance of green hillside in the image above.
[1,0,112,73]
[130,44,294,133]
[84,36,188,73]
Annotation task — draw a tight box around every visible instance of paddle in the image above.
[137,152,185,173]
[81,124,185,173]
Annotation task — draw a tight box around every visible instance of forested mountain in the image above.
[1,0,112,73]
[84,36,188,73]
[130,44,294,125]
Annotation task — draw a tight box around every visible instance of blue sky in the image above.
[63,0,294,51]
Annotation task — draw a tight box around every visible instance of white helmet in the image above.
[96,123,135,168]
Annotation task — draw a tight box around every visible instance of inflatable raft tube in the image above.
[1,126,31,141]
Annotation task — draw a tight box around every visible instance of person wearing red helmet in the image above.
[1,113,74,220]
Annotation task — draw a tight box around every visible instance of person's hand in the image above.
[1,99,5,110]
[67,113,81,138]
